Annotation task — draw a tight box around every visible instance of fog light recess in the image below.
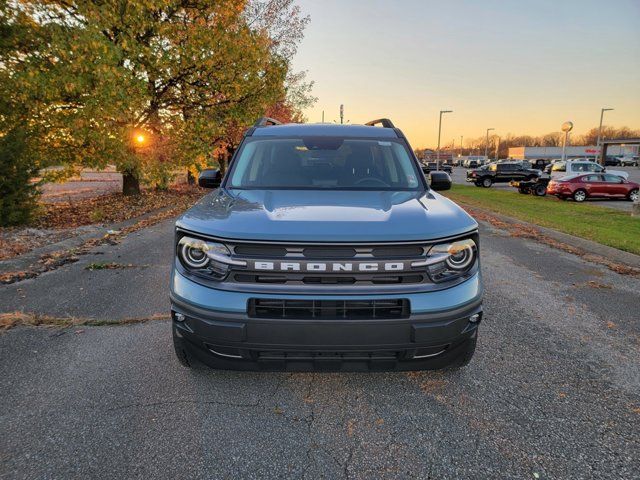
[469,313,480,323]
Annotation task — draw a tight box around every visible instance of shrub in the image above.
[0,129,40,227]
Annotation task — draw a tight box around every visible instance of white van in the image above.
[549,160,628,180]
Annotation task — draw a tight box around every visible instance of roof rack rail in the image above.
[254,117,282,127]
[365,118,395,128]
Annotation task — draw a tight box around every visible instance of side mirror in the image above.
[429,171,452,191]
[198,168,222,188]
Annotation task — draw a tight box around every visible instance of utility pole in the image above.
[596,107,613,164]
[495,136,500,161]
[436,110,453,169]
[460,135,463,157]
[340,104,344,125]
[485,128,495,160]
[322,110,324,122]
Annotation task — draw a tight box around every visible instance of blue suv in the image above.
[171,118,482,371]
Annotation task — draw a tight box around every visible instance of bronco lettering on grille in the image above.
[251,261,410,272]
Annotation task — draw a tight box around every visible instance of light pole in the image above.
[460,135,463,157]
[340,104,344,124]
[596,107,613,164]
[436,110,453,169]
[561,121,573,163]
[484,128,495,159]
[495,136,500,161]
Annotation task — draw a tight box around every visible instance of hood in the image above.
[176,189,477,242]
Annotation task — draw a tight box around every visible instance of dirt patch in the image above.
[0,311,169,331]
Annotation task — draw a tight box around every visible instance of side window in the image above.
[603,174,622,183]
[489,164,497,172]
[583,174,601,182]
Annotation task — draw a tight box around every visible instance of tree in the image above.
[1,0,308,202]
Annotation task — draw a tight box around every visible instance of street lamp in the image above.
[561,121,573,162]
[596,107,613,164]
[484,128,495,159]
[437,110,453,169]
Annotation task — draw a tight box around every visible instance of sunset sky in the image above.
[292,0,640,148]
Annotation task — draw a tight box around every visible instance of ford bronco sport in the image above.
[171,118,483,371]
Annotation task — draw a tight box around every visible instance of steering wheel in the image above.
[353,177,390,187]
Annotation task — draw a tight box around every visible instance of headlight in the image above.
[423,238,477,282]
[177,236,236,277]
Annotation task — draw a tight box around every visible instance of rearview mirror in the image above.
[198,168,222,188]
[429,171,452,191]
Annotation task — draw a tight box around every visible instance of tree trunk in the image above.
[122,171,140,195]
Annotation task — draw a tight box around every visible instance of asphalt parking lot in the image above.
[450,165,640,211]
[1,215,639,479]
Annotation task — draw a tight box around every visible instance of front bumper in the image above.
[170,269,483,371]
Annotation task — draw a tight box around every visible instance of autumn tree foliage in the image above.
[0,0,313,224]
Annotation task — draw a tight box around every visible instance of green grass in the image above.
[443,184,640,255]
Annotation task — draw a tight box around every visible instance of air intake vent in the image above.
[248,299,409,320]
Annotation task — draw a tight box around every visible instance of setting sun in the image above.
[135,134,145,144]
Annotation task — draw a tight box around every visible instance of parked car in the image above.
[604,156,621,166]
[547,174,639,202]
[462,156,488,168]
[548,160,629,180]
[421,161,452,174]
[619,157,638,167]
[172,117,482,372]
[530,158,551,171]
[466,161,540,187]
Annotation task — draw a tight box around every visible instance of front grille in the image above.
[226,241,430,286]
[248,298,410,319]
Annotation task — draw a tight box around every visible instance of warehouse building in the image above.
[508,145,638,160]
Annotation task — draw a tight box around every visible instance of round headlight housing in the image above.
[444,240,476,270]
[426,238,477,282]
[177,236,231,276]
[180,242,209,268]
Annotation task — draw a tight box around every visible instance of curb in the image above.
[467,205,640,269]
[0,205,177,275]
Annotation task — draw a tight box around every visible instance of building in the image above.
[508,145,638,160]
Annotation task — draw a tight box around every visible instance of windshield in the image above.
[227,137,423,190]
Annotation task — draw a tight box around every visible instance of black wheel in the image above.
[481,177,493,188]
[628,188,639,202]
[532,184,547,196]
[173,328,202,369]
[446,333,477,370]
[573,189,587,202]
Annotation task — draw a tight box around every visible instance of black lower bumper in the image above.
[171,297,482,372]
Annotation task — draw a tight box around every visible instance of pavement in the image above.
[1,215,640,479]
[449,165,640,212]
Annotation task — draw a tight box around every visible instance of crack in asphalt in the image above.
[104,398,261,412]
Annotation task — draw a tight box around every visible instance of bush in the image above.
[0,129,40,227]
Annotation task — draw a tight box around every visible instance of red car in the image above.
[547,174,639,203]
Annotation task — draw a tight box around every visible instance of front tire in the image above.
[628,188,639,202]
[573,189,587,202]
[532,184,547,196]
[173,328,202,369]
[445,333,477,370]
[481,178,493,188]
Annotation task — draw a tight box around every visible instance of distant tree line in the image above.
[0,0,315,226]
